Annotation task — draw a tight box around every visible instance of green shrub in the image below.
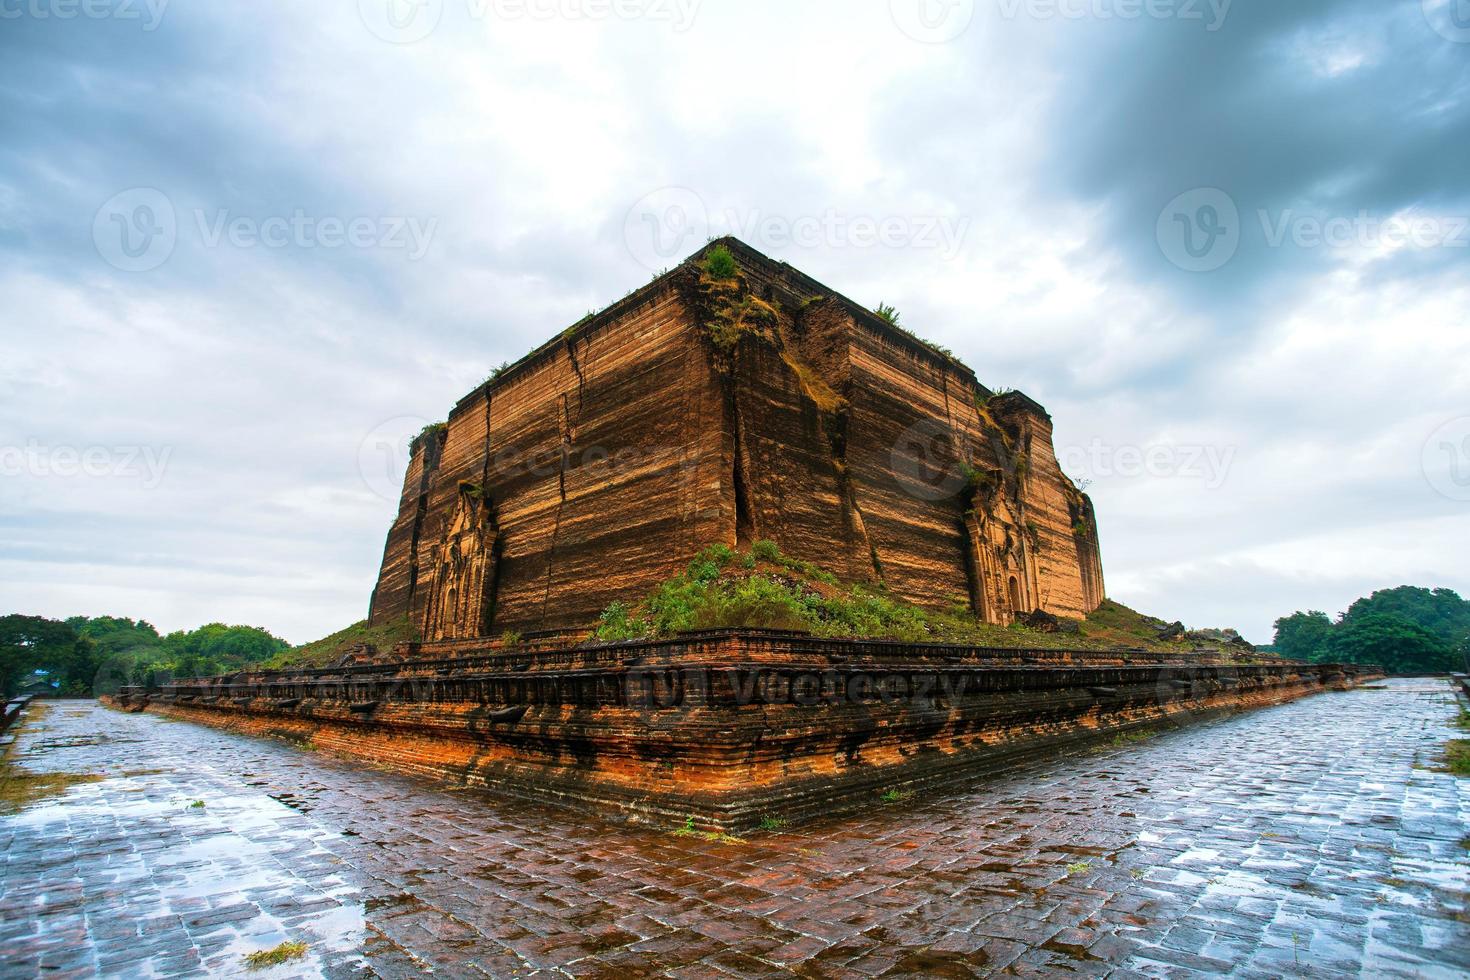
[593,601,651,642]
[702,245,738,280]
[750,539,781,562]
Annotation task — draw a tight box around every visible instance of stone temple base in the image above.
[104,630,1380,831]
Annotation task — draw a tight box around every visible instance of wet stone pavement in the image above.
[1,679,1467,979]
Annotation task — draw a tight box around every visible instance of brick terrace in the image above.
[1,678,1466,978]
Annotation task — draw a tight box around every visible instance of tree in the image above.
[1272,610,1333,662]
[1326,614,1456,674]
[0,615,92,696]
[162,623,288,673]
[1341,587,1470,651]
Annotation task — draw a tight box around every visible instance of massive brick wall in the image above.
[371,284,729,636]
[369,238,1105,637]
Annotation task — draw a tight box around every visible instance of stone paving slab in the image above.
[0,679,1466,978]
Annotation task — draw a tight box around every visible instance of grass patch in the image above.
[591,541,1189,652]
[880,788,913,804]
[1110,728,1158,747]
[0,769,104,815]
[1065,860,1093,875]
[189,799,205,808]
[1444,739,1470,776]
[1080,600,1177,648]
[243,941,307,970]
[264,617,417,670]
[757,814,787,832]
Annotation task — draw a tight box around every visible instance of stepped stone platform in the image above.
[105,631,1380,831]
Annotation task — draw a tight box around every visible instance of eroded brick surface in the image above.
[3,679,1466,978]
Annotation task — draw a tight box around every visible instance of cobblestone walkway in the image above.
[2,678,1466,978]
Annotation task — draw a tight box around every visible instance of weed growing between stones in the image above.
[671,815,746,845]
[758,814,786,832]
[1065,860,1093,875]
[1110,728,1158,747]
[880,788,913,804]
[243,941,307,969]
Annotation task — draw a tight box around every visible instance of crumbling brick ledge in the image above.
[102,630,1382,831]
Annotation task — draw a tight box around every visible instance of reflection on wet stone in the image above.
[1,679,1466,977]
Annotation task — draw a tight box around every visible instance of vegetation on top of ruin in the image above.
[412,421,447,453]
[869,301,954,359]
[694,251,781,358]
[590,542,1242,653]
[702,244,739,281]
[261,616,417,670]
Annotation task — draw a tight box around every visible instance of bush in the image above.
[702,245,738,280]
[593,601,651,642]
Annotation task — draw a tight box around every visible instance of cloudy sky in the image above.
[2,0,1467,644]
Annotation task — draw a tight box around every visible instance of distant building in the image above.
[17,676,58,698]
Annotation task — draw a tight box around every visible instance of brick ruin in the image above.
[368,238,1105,641]
[105,240,1382,829]
[113,635,1381,830]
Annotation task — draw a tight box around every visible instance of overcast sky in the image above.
[2,0,1467,644]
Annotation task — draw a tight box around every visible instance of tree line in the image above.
[1272,586,1470,674]
[0,615,290,697]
